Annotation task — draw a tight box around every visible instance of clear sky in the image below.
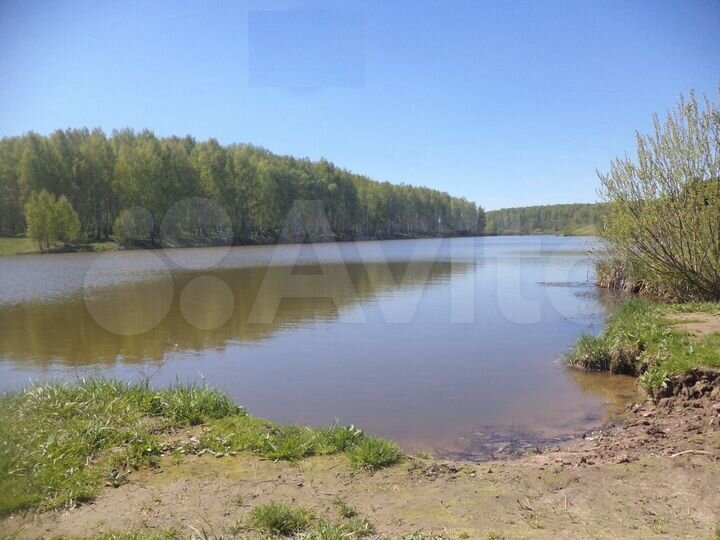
[1,0,718,210]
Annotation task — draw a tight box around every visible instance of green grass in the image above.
[334,498,357,518]
[566,299,720,390]
[249,503,315,535]
[0,380,242,514]
[0,236,37,255]
[199,421,366,461]
[0,236,119,256]
[565,334,613,372]
[304,517,375,540]
[347,436,402,470]
[0,379,402,516]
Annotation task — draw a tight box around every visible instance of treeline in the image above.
[0,128,484,244]
[484,203,604,235]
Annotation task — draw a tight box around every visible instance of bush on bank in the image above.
[596,91,720,302]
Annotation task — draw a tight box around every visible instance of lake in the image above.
[0,236,635,459]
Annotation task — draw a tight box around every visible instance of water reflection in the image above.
[0,261,471,365]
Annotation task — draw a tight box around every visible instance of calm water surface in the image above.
[0,236,635,458]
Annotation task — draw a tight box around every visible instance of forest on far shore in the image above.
[484,203,604,236]
[0,129,484,246]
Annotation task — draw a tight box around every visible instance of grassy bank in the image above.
[0,380,401,516]
[0,236,118,256]
[0,237,36,256]
[566,299,720,391]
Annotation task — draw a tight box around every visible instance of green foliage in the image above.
[314,425,365,454]
[0,380,242,514]
[53,194,82,243]
[144,382,243,426]
[598,90,720,301]
[24,190,53,249]
[638,368,670,393]
[24,189,81,250]
[565,334,611,371]
[0,129,484,242]
[113,207,154,245]
[484,203,604,236]
[249,502,315,535]
[201,420,394,466]
[260,426,318,461]
[347,436,402,470]
[566,299,720,389]
[0,380,403,515]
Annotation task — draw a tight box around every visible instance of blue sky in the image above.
[1,0,718,210]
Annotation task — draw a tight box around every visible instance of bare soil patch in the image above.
[667,312,720,338]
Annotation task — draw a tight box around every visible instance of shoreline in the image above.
[0,232,599,258]
[1,367,718,539]
[2,400,717,539]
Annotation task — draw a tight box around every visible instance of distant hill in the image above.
[484,203,605,236]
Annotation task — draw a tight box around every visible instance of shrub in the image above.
[597,90,720,301]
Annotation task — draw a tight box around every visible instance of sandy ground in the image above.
[3,387,719,540]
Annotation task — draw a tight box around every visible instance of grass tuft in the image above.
[249,502,315,535]
[260,426,317,461]
[347,436,402,470]
[334,498,358,518]
[566,334,611,371]
[314,425,364,455]
[305,517,375,540]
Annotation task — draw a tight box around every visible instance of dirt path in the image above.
[667,312,720,338]
[3,386,719,540]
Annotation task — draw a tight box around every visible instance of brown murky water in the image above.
[0,236,636,458]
